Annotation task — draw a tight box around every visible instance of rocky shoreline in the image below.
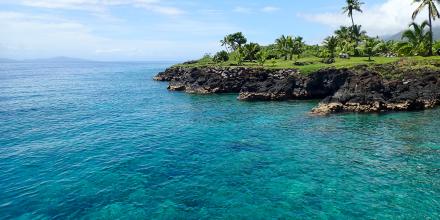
[154,65,440,115]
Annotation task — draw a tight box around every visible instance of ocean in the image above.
[0,61,439,219]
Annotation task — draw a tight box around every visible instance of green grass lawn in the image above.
[177,56,440,74]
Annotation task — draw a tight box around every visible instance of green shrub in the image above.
[256,50,268,66]
[198,53,213,64]
[321,57,335,64]
[213,51,229,63]
[242,43,261,61]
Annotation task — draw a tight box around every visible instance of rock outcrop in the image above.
[311,70,440,114]
[154,65,440,115]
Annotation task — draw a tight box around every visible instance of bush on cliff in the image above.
[397,21,431,56]
[229,49,245,65]
[213,51,229,63]
[359,38,381,61]
[256,50,268,66]
[321,57,335,64]
[323,36,338,59]
[275,35,305,60]
[242,43,261,61]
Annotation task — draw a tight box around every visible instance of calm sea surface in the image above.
[0,62,439,219]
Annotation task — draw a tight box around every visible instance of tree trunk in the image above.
[351,14,355,28]
[428,5,433,56]
[351,15,359,56]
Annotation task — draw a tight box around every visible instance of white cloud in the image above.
[0,11,233,60]
[152,19,239,36]
[234,5,280,14]
[262,6,279,13]
[19,0,184,16]
[233,6,252,14]
[131,0,185,16]
[0,11,102,58]
[299,0,429,36]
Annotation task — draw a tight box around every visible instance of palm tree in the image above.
[361,38,381,61]
[242,43,261,61]
[399,21,432,56]
[235,47,245,65]
[275,35,289,60]
[412,0,440,56]
[335,26,352,40]
[213,50,229,63]
[220,32,247,52]
[256,50,268,66]
[285,36,295,60]
[292,37,305,59]
[375,40,397,56]
[342,0,364,29]
[323,36,339,58]
[335,26,354,54]
[220,37,230,52]
[351,25,367,55]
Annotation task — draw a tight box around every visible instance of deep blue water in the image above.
[0,62,439,219]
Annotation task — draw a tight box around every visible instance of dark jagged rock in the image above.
[311,70,440,114]
[154,65,440,115]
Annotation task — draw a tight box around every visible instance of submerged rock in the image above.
[154,65,440,115]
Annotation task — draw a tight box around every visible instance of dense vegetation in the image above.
[180,0,440,74]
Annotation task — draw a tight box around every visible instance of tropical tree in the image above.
[350,25,367,55]
[256,50,268,66]
[285,36,295,60]
[398,21,431,56]
[275,35,290,60]
[220,37,230,52]
[213,50,229,63]
[242,43,261,61]
[292,37,305,59]
[263,44,280,59]
[375,40,398,56]
[360,37,381,61]
[335,26,355,54]
[220,32,248,52]
[342,0,364,29]
[335,26,352,40]
[412,0,440,56]
[433,40,440,54]
[303,44,321,57]
[235,47,245,65]
[323,36,339,58]
[317,47,330,58]
[275,35,304,60]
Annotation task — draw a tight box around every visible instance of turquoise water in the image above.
[0,62,439,219]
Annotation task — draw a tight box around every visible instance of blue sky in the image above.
[0,0,428,61]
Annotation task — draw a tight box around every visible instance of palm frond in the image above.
[430,2,440,19]
[412,1,427,20]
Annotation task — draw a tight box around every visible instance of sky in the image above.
[0,0,432,61]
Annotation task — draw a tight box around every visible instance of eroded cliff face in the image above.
[154,66,440,115]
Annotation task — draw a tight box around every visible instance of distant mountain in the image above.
[382,26,440,41]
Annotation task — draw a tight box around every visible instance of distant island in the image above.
[155,0,440,115]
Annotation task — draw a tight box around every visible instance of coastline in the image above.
[154,60,440,115]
